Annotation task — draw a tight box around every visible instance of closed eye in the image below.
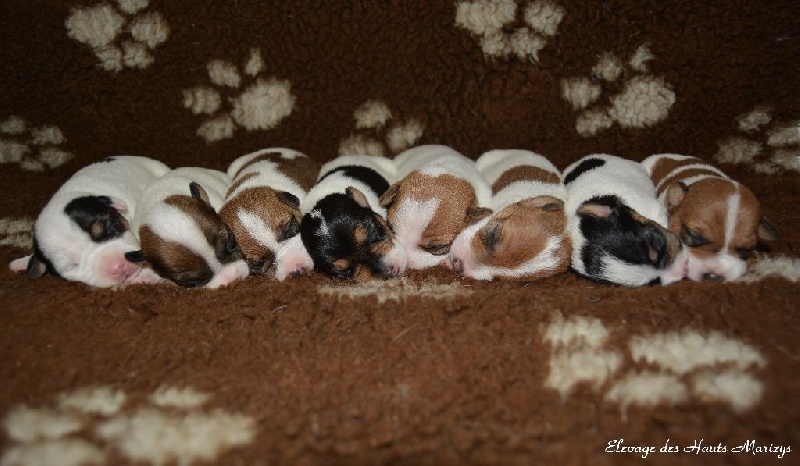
[736,248,754,260]
[368,225,387,243]
[680,226,711,248]
[422,243,450,256]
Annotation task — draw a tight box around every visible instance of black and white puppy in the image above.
[133,167,249,288]
[563,154,687,286]
[10,156,170,287]
[300,155,407,280]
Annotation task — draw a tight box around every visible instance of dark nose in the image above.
[124,250,146,263]
[703,273,725,282]
[451,257,464,275]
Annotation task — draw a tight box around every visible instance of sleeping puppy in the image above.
[448,149,571,280]
[219,148,319,278]
[642,153,779,281]
[563,154,687,286]
[9,156,169,287]
[379,145,493,269]
[133,167,249,288]
[300,154,407,280]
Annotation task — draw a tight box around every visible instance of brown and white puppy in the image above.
[219,148,319,279]
[9,156,169,287]
[133,167,249,288]
[642,153,779,281]
[380,145,493,269]
[448,149,571,280]
[299,155,407,280]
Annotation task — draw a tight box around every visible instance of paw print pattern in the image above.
[0,217,33,250]
[542,316,766,414]
[182,48,296,143]
[318,277,472,304]
[561,45,676,137]
[455,0,566,62]
[338,99,425,157]
[715,107,800,174]
[0,115,74,171]
[1,385,256,466]
[65,0,169,72]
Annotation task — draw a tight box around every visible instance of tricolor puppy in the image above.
[9,156,169,287]
[642,153,779,281]
[133,167,249,288]
[448,149,571,280]
[563,154,687,286]
[379,145,493,269]
[219,148,319,278]
[300,154,407,280]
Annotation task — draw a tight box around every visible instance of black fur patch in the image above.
[578,195,670,278]
[28,235,61,279]
[300,193,392,279]
[317,165,390,197]
[64,195,127,242]
[563,157,606,185]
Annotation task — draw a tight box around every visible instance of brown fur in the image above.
[491,166,560,194]
[648,156,704,189]
[469,200,570,279]
[233,151,320,192]
[656,167,726,197]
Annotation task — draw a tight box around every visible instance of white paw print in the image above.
[561,44,676,137]
[0,217,33,250]
[1,385,256,466]
[543,315,766,415]
[338,99,425,157]
[715,106,800,174]
[182,48,296,143]
[455,0,566,61]
[0,115,74,171]
[65,0,169,72]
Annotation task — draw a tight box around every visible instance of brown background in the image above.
[1,1,799,464]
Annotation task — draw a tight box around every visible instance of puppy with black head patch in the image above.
[642,153,779,281]
[448,149,571,281]
[219,148,319,279]
[10,156,169,287]
[133,167,249,288]
[563,154,687,286]
[300,154,407,280]
[379,145,493,270]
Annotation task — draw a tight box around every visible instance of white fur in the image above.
[133,167,248,288]
[11,156,169,287]
[273,235,314,281]
[564,154,686,286]
[449,149,567,280]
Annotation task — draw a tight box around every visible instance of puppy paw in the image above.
[205,260,249,289]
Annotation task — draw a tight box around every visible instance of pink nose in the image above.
[109,260,138,280]
[451,257,464,275]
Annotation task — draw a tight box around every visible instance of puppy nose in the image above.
[451,257,464,275]
[387,265,402,278]
[703,273,725,282]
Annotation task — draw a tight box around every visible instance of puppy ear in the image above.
[26,254,48,279]
[105,196,128,214]
[189,182,212,207]
[278,191,300,208]
[757,216,780,242]
[346,187,370,209]
[665,182,687,211]
[9,255,32,273]
[520,195,564,211]
[379,183,399,208]
[465,206,492,224]
[576,202,613,218]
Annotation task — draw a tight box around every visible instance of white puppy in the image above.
[133,167,249,288]
[10,156,169,287]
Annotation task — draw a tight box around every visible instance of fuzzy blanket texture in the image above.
[1,1,800,465]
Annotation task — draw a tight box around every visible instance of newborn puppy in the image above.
[10,156,169,287]
[563,154,687,286]
[133,167,249,288]
[448,149,571,280]
[379,145,492,269]
[642,153,779,281]
[300,154,407,280]
[219,148,319,278]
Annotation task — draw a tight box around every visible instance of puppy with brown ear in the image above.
[448,149,571,280]
[643,153,779,281]
[133,167,249,288]
[380,145,493,270]
[299,154,407,280]
[219,148,319,279]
